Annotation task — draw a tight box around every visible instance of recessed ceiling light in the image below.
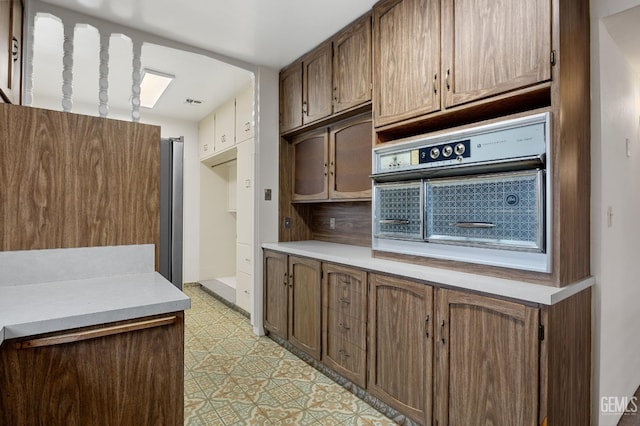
[140,69,174,108]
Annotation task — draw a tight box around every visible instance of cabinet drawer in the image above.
[326,309,366,349]
[323,334,366,380]
[236,243,252,275]
[326,285,364,320]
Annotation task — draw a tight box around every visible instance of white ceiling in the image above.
[33,0,377,122]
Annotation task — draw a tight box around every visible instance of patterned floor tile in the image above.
[183,285,397,426]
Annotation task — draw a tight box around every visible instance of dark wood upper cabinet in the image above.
[434,289,539,426]
[0,0,22,104]
[263,250,289,340]
[291,114,372,202]
[441,0,551,108]
[303,42,333,125]
[291,129,329,201]
[329,114,372,200]
[333,13,372,113]
[373,0,441,127]
[279,61,303,133]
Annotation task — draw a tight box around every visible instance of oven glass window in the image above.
[374,182,423,240]
[425,170,543,251]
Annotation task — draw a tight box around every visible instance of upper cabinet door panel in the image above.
[303,42,333,125]
[373,0,441,127]
[329,115,372,200]
[235,85,254,143]
[292,130,329,201]
[442,0,551,108]
[333,13,372,113]
[280,62,303,133]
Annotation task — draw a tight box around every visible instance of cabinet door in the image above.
[0,314,184,426]
[198,112,215,160]
[322,263,367,388]
[329,114,372,200]
[288,256,322,360]
[236,270,251,313]
[291,129,329,201]
[333,13,372,113]
[368,274,433,425]
[441,0,551,108]
[280,61,303,133]
[214,98,235,152]
[263,250,288,340]
[373,0,440,127]
[302,42,333,125]
[434,289,539,426]
[236,140,254,245]
[235,85,254,143]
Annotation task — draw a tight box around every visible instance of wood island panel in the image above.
[0,105,160,262]
[0,312,184,426]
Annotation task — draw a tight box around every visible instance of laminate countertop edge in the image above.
[0,272,191,346]
[262,241,594,306]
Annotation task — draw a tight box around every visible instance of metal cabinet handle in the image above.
[446,69,451,91]
[433,73,438,94]
[338,349,351,358]
[289,274,293,288]
[302,101,308,115]
[379,219,410,225]
[441,319,446,344]
[339,298,351,305]
[324,162,328,176]
[453,222,495,229]
[330,161,334,176]
[15,316,177,349]
[12,36,19,62]
[244,121,251,132]
[283,272,287,286]
[339,322,350,330]
[425,314,430,338]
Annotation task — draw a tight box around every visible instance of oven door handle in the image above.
[453,221,496,228]
[379,219,411,225]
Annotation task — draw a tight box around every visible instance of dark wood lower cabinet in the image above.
[263,250,289,340]
[0,313,184,426]
[434,289,539,426]
[263,250,591,425]
[368,273,433,425]
[288,256,322,360]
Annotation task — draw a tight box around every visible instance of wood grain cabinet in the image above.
[263,251,322,361]
[292,114,372,202]
[373,0,552,128]
[279,14,372,134]
[441,0,551,109]
[0,0,22,105]
[322,263,367,388]
[368,273,433,425]
[0,313,184,426]
[333,13,372,113]
[434,289,540,426]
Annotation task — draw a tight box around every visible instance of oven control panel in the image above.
[373,113,549,177]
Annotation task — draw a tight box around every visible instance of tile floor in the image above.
[183,284,397,426]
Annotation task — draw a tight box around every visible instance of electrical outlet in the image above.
[329,217,336,230]
[284,217,291,229]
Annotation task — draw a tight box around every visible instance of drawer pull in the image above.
[339,322,351,330]
[425,314,430,338]
[339,298,350,305]
[15,316,177,349]
[441,319,446,344]
[338,349,351,358]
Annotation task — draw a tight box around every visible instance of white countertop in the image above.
[0,245,190,346]
[262,241,594,306]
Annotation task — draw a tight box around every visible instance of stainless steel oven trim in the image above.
[372,181,424,241]
[424,169,545,253]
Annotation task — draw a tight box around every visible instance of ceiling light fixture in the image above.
[140,69,174,108]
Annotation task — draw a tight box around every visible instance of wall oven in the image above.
[371,112,552,273]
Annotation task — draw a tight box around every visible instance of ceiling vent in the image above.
[185,98,203,105]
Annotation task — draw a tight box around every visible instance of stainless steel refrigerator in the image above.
[159,137,184,289]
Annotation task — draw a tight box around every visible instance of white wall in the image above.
[591,1,640,424]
